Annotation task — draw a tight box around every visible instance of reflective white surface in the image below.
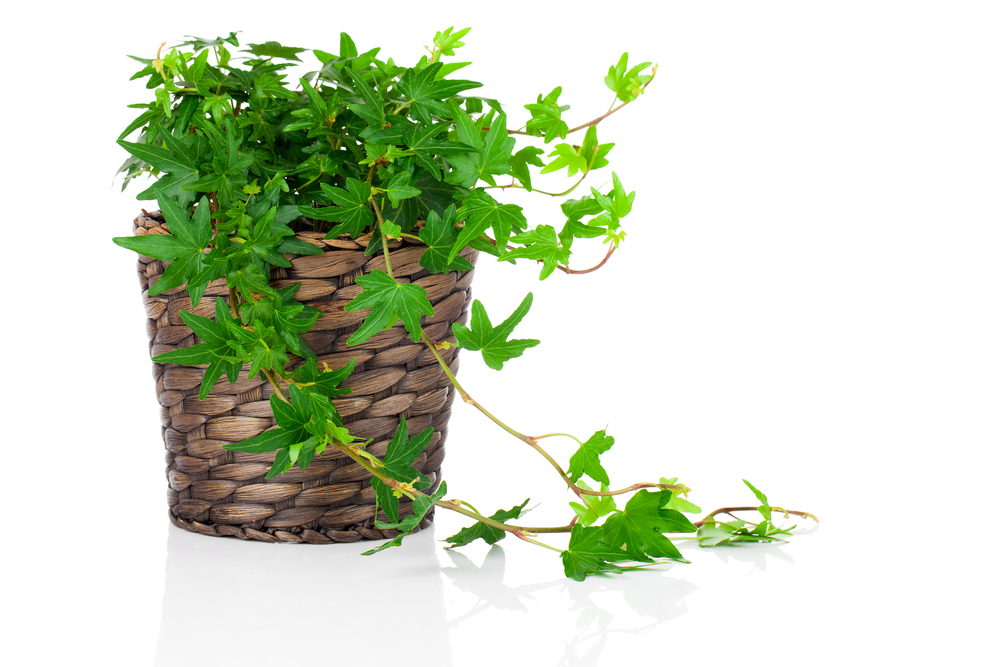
[4,1,999,665]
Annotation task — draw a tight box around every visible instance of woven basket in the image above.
[132,210,477,544]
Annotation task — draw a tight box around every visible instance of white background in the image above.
[3,1,998,665]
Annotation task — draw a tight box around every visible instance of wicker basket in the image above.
[132,210,476,544]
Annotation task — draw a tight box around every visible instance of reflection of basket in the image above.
[132,210,476,543]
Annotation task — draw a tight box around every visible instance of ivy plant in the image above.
[114,29,816,580]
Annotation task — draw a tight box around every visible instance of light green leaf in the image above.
[452,293,539,370]
[567,429,614,486]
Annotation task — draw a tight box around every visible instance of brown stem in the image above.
[559,244,616,275]
[693,507,819,528]
[578,481,689,498]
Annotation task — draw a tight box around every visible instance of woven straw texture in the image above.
[132,210,477,544]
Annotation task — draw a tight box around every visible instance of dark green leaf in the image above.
[245,41,308,62]
[450,189,527,262]
[508,146,545,192]
[299,178,373,238]
[151,343,213,365]
[418,205,474,274]
[223,426,300,453]
[384,172,421,208]
[602,490,696,561]
[344,270,435,343]
[363,482,449,555]
[397,63,482,126]
[444,498,530,549]
[445,105,514,187]
[561,525,645,581]
[567,429,614,486]
[371,417,434,523]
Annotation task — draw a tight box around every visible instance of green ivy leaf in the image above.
[743,479,771,522]
[568,481,617,527]
[444,498,530,549]
[418,205,474,274]
[541,126,614,177]
[363,481,449,555]
[660,477,702,514]
[371,417,434,523]
[452,293,539,370]
[244,41,308,62]
[299,178,374,238]
[524,87,570,143]
[504,225,570,280]
[386,169,461,233]
[450,189,527,262]
[383,172,421,208]
[567,429,614,486]
[446,104,514,187]
[560,524,645,581]
[508,146,545,193]
[604,52,654,104]
[344,270,435,344]
[397,62,482,126]
[602,490,696,561]
[112,195,212,298]
[149,343,214,365]
[432,26,471,57]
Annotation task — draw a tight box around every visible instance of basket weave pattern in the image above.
[133,211,476,544]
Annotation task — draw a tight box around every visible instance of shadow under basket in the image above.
[133,210,477,544]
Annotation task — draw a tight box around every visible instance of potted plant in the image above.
[114,28,815,579]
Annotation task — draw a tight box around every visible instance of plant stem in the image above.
[329,441,571,536]
[560,245,616,275]
[534,433,583,445]
[513,531,563,552]
[485,172,588,197]
[263,368,292,405]
[227,287,241,319]
[419,329,580,494]
[579,482,690,498]
[693,507,819,528]
[370,197,393,278]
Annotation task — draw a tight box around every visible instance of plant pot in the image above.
[132,210,477,544]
